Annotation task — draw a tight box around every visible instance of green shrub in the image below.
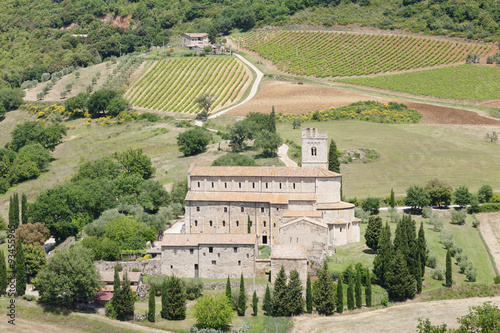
[476,203,500,213]
[494,276,500,284]
[139,112,160,122]
[132,268,140,272]
[451,209,467,224]
[184,278,204,300]
[22,294,36,301]
[431,269,444,281]
[422,207,432,218]
[465,266,477,282]
[449,244,462,257]
[427,255,437,269]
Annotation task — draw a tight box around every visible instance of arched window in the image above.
[236,221,239,227]
[194,220,198,227]
[311,147,317,156]
[209,221,213,227]
[222,221,226,227]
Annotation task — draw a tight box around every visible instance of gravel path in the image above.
[277,144,297,167]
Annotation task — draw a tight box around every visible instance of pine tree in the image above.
[148,286,155,322]
[13,193,19,228]
[328,139,340,173]
[263,284,272,316]
[268,106,276,133]
[416,255,422,294]
[237,273,246,316]
[446,249,452,287]
[161,280,168,319]
[373,222,392,287]
[0,250,7,295]
[385,249,416,301]
[225,275,232,306]
[315,262,335,315]
[355,266,362,309]
[365,268,372,307]
[272,266,288,316]
[418,222,427,277]
[365,215,383,251]
[21,193,28,225]
[288,269,304,316]
[306,273,313,314]
[15,235,26,296]
[252,290,258,316]
[164,275,186,320]
[115,272,135,320]
[347,270,354,310]
[336,274,344,313]
[390,188,395,209]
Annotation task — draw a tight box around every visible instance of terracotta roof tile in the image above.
[185,191,316,204]
[189,165,341,178]
[162,233,256,247]
[271,245,307,260]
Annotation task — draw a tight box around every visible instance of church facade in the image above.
[183,128,360,251]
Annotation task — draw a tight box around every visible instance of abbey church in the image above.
[160,128,360,279]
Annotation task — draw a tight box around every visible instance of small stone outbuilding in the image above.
[271,245,308,286]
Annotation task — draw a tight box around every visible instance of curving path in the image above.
[277,144,298,167]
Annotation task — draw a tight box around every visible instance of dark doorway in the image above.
[194,264,199,278]
[262,235,268,244]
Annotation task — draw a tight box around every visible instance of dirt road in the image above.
[478,212,500,274]
[292,296,500,333]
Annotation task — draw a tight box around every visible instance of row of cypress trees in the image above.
[373,215,427,301]
[9,193,28,229]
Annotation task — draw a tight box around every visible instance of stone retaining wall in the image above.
[95,259,161,275]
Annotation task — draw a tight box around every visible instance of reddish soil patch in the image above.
[480,100,500,108]
[406,102,500,125]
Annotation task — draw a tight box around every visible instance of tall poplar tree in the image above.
[355,266,362,309]
[288,269,304,316]
[0,250,7,295]
[347,270,354,310]
[225,276,232,307]
[446,249,452,287]
[21,193,27,225]
[315,262,335,315]
[365,268,372,307]
[272,266,288,316]
[237,273,246,316]
[328,139,340,173]
[373,222,392,287]
[15,235,26,296]
[148,286,156,322]
[268,106,276,133]
[418,222,427,277]
[263,284,272,316]
[306,273,313,314]
[337,274,344,313]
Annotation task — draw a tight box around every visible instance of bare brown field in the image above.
[292,296,500,333]
[406,102,500,125]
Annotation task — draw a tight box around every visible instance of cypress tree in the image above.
[165,275,186,320]
[328,139,340,173]
[225,275,232,306]
[288,269,304,316]
[355,266,362,309]
[272,266,288,316]
[0,250,7,296]
[112,264,121,309]
[347,270,354,310]
[13,193,19,228]
[268,106,276,133]
[365,215,383,251]
[263,284,272,316]
[416,255,422,294]
[418,222,427,277]
[237,273,246,316]
[252,290,258,316]
[385,249,416,301]
[115,272,135,320]
[446,249,452,287]
[21,193,27,225]
[365,268,372,307]
[405,215,418,277]
[315,262,335,315]
[161,280,168,319]
[373,222,392,287]
[8,195,14,228]
[15,235,26,296]
[390,188,395,209]
[306,273,313,314]
[336,274,344,313]
[148,286,155,322]
[247,215,251,234]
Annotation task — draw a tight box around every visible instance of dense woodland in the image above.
[0,0,498,90]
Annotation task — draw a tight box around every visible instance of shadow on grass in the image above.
[362,249,377,255]
[39,303,72,316]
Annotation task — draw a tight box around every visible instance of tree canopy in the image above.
[177,127,212,156]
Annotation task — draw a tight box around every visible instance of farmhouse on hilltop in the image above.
[181,32,210,50]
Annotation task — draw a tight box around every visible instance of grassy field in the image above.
[276,120,500,199]
[339,65,500,102]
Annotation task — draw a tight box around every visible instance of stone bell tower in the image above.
[301,128,328,169]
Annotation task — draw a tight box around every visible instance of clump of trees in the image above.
[64,89,129,117]
[177,127,212,156]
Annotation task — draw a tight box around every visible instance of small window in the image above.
[252,182,255,188]
[311,147,317,156]
[261,207,264,213]
[170,265,173,269]
[223,221,226,227]
[246,254,249,258]
[209,220,213,227]
[218,253,221,258]
[297,238,299,243]
[224,207,228,213]
[225,183,227,188]
[276,207,279,211]
[196,207,200,212]
[212,260,216,265]
[236,221,239,227]
[241,207,244,212]
[233,247,237,253]
[198,181,201,187]
[174,249,177,255]
[279,183,282,189]
[274,223,276,228]
[293,183,296,189]
[190,249,194,254]
[266,183,268,189]
[211,182,214,188]
[250,221,252,227]
[264,221,266,227]
[238,260,241,266]
[194,220,198,227]
[209,247,213,253]
[340,228,343,232]
[239,182,242,188]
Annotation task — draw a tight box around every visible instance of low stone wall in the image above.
[95,259,161,276]
[255,259,270,277]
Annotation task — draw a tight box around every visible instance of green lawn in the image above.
[339,65,500,102]
[278,121,500,199]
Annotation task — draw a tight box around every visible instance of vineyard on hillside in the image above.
[234,31,496,78]
[125,57,250,113]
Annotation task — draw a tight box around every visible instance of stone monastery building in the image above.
[160,128,360,279]
[183,128,360,249]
